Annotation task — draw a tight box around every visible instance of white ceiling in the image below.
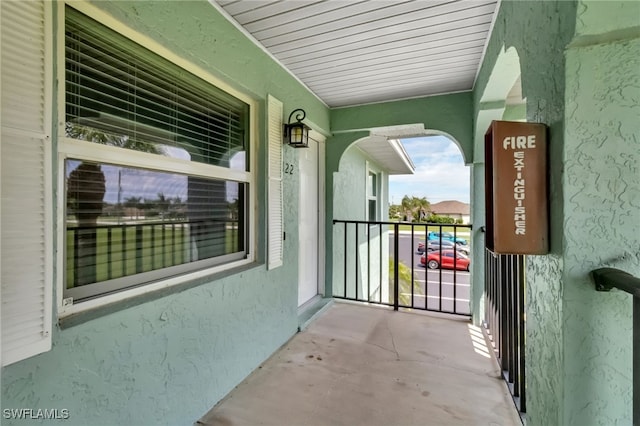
[212,0,499,108]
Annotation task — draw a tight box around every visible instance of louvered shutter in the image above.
[1,0,53,366]
[267,96,283,270]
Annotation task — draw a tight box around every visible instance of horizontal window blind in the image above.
[65,7,248,169]
[62,6,251,303]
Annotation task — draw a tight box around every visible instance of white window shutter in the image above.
[267,95,283,270]
[1,0,52,366]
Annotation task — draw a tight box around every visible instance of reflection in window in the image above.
[65,159,245,290]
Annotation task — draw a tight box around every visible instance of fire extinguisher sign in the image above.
[485,121,549,254]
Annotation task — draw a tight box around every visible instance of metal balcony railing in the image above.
[483,250,526,414]
[332,220,472,316]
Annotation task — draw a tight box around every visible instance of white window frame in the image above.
[55,1,257,317]
[366,162,380,222]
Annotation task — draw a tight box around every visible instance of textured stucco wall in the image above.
[475,1,638,425]
[473,1,577,425]
[332,146,390,301]
[1,1,328,424]
[562,1,639,423]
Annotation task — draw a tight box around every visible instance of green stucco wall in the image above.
[474,1,637,425]
[474,1,578,419]
[561,1,639,423]
[332,145,390,302]
[330,92,474,163]
[1,1,328,424]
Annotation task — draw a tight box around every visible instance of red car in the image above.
[421,250,470,271]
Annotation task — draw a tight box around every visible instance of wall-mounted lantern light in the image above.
[283,108,310,148]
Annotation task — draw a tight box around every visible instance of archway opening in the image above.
[389,134,470,225]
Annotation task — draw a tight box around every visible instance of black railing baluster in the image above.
[330,220,471,316]
[410,224,415,308]
[393,222,399,311]
[453,227,457,314]
[506,255,514,383]
[518,255,526,411]
[343,222,347,299]
[438,224,443,312]
[379,223,382,304]
[355,223,359,301]
[424,224,428,310]
[483,248,527,414]
[367,224,371,302]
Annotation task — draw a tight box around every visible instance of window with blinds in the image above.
[62,6,251,302]
[65,7,248,168]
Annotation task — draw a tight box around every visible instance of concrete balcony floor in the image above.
[198,302,522,426]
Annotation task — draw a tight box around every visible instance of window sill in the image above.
[58,261,262,329]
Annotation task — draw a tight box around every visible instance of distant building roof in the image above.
[430,200,470,215]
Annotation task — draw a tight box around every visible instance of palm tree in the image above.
[401,195,414,222]
[400,196,431,222]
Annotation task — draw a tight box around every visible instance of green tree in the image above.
[388,203,402,220]
[400,195,431,222]
[124,196,143,219]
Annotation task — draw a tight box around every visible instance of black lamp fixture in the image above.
[283,108,311,148]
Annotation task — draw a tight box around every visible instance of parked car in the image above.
[427,231,467,246]
[418,239,470,255]
[420,250,470,271]
[417,239,453,253]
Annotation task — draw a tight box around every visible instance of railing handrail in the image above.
[591,267,640,298]
[333,219,472,229]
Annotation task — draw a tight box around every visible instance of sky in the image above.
[389,135,470,205]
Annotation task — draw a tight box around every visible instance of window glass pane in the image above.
[367,172,377,197]
[368,200,377,221]
[65,159,245,290]
[65,7,248,170]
